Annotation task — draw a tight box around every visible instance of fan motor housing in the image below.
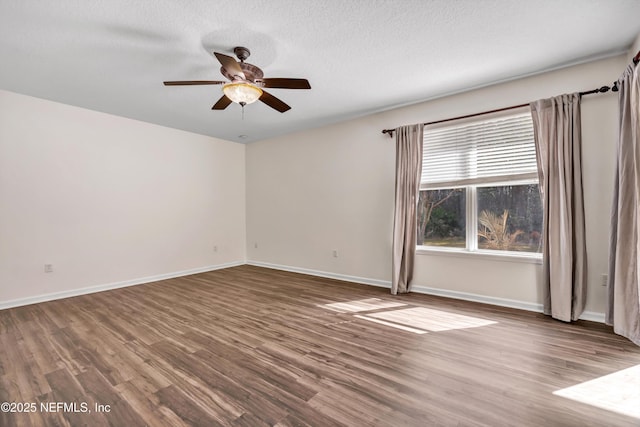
[221,63,264,82]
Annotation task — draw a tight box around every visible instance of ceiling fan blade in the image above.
[260,78,311,89]
[164,80,226,86]
[212,95,232,110]
[259,90,291,113]
[214,52,245,80]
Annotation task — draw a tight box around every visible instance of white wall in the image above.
[0,90,246,306]
[246,54,626,316]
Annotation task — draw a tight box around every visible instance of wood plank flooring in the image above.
[1,264,639,426]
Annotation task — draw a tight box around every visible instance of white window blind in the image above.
[421,112,538,187]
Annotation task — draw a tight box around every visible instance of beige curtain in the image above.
[530,94,587,322]
[392,124,424,294]
[607,63,640,346]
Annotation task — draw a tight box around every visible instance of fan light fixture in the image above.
[223,82,263,105]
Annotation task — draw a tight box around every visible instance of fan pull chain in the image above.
[239,101,246,120]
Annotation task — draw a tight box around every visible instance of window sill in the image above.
[416,246,542,264]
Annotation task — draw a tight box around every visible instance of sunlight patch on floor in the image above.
[361,307,497,332]
[553,364,640,419]
[353,315,428,334]
[320,298,407,313]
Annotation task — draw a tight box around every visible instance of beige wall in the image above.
[630,33,640,62]
[247,54,626,316]
[2,49,632,316]
[0,90,246,305]
[246,116,395,285]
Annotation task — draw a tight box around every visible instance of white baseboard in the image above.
[1,259,606,324]
[0,261,245,310]
[246,260,392,288]
[411,285,605,322]
[246,260,605,323]
[410,285,544,313]
[577,311,606,323]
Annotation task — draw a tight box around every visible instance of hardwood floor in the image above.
[1,264,639,426]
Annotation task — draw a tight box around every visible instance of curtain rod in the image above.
[382,50,640,138]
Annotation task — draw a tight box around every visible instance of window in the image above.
[417,109,543,256]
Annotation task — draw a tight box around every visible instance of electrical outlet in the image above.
[213,245,218,252]
[254,242,258,249]
[44,264,53,273]
[601,274,608,287]
[332,250,338,258]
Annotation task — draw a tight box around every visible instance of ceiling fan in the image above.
[164,46,311,113]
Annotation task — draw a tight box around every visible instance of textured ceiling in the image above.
[1,0,639,143]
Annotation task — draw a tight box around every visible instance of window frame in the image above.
[416,109,542,263]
